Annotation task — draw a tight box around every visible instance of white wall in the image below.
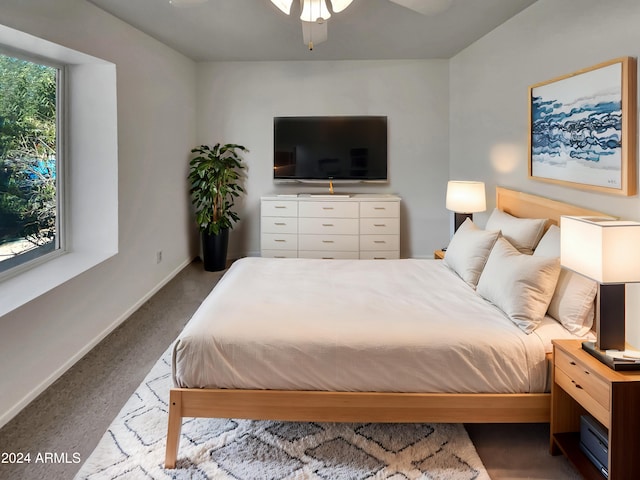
[0,0,198,428]
[197,60,450,259]
[450,0,640,346]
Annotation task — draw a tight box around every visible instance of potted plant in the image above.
[188,143,248,271]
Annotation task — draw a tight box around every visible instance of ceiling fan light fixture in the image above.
[329,0,354,13]
[270,0,295,15]
[300,0,332,22]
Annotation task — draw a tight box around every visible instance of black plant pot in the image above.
[201,228,229,272]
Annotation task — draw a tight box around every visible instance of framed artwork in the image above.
[528,57,637,196]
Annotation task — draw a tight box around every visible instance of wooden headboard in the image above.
[495,187,612,227]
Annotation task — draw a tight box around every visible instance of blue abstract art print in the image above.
[529,57,636,196]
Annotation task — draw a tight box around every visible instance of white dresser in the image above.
[261,194,401,259]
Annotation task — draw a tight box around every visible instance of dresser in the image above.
[261,194,401,259]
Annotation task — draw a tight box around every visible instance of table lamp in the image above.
[446,181,486,231]
[560,216,640,369]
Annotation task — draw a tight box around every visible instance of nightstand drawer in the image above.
[555,368,610,428]
[555,349,610,413]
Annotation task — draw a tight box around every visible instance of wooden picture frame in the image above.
[528,57,637,196]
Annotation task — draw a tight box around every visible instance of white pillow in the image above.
[477,236,561,334]
[534,225,597,335]
[443,218,500,288]
[485,208,547,254]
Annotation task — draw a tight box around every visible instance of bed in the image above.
[165,187,607,468]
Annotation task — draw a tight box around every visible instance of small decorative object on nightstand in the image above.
[551,339,640,479]
[433,250,445,260]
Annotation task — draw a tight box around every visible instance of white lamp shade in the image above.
[270,0,294,14]
[560,216,640,284]
[445,181,486,213]
[300,0,331,21]
[330,0,355,12]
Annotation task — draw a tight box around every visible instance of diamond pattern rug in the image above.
[74,347,490,480]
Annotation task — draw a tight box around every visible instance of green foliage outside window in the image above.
[0,53,57,253]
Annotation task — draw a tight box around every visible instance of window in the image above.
[0,52,62,276]
[0,23,117,317]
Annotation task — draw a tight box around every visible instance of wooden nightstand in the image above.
[551,339,640,479]
[433,249,445,260]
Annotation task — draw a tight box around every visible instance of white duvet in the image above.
[173,257,552,393]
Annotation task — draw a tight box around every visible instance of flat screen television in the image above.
[273,116,387,182]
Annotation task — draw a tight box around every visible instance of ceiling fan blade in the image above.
[388,0,453,16]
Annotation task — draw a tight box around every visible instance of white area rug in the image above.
[75,347,490,480]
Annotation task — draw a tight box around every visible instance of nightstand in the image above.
[551,339,640,479]
[433,249,445,260]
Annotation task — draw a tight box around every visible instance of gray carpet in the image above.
[0,259,581,480]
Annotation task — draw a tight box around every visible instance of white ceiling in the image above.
[86,0,537,61]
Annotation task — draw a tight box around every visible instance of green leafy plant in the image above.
[188,143,248,236]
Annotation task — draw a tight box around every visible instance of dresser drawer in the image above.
[360,235,400,251]
[360,250,400,260]
[299,201,358,218]
[261,249,298,259]
[299,217,358,235]
[261,217,298,234]
[261,233,298,250]
[360,217,399,235]
[299,234,359,252]
[360,201,400,218]
[299,250,359,260]
[262,200,298,217]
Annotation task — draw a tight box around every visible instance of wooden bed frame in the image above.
[165,187,609,468]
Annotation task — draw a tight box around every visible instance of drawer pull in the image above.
[322,257,334,259]
[570,361,577,366]
[374,257,385,259]
[275,222,286,226]
[274,256,286,258]
[571,380,583,390]
[275,206,287,209]
[374,240,386,244]
[374,207,386,210]
[322,207,334,210]
[374,224,386,227]
[275,239,287,243]
[322,240,334,244]
[322,223,334,227]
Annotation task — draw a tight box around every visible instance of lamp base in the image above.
[581,341,640,371]
[454,213,473,232]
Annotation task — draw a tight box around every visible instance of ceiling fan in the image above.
[269,0,453,50]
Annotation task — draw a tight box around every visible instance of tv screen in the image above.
[274,116,387,181]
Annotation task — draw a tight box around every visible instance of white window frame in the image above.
[0,49,66,280]
[0,24,119,317]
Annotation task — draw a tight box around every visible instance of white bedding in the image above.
[173,257,572,394]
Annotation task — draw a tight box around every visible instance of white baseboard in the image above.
[0,257,194,431]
